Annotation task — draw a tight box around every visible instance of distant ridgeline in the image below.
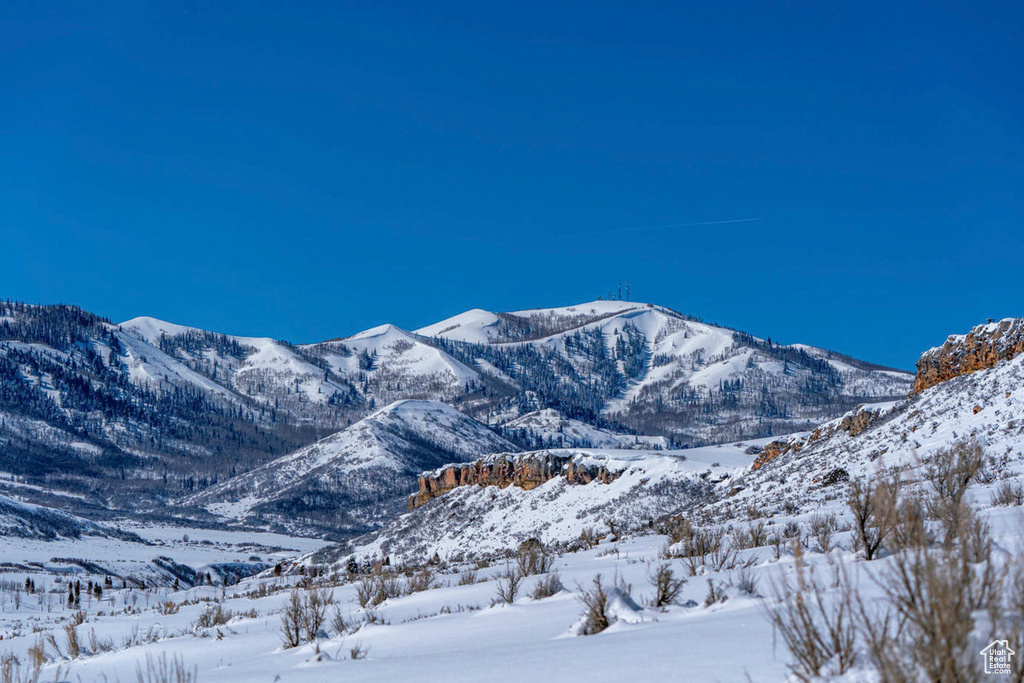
[0,298,911,531]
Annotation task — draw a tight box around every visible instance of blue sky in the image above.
[2,1,1021,369]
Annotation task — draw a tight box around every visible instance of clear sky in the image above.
[2,1,1021,369]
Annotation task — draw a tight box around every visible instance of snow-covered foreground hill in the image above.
[351,440,770,562]
[0,531,795,682]
[708,325,1024,526]
[3,494,1023,683]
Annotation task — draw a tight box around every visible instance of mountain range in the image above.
[339,315,1024,563]
[0,298,912,537]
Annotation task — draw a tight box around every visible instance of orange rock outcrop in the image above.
[408,451,622,509]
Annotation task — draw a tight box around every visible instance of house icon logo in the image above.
[980,640,1015,675]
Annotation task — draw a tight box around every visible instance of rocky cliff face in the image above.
[914,318,1024,394]
[409,451,623,508]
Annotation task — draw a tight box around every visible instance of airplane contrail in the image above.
[566,216,763,237]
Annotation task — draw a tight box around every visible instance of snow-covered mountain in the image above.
[118,298,915,447]
[187,400,515,538]
[0,303,321,516]
[0,298,910,530]
[120,316,485,420]
[353,316,1024,562]
[419,300,913,443]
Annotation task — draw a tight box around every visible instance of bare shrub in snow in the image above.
[769,477,1019,682]
[355,576,375,608]
[0,653,30,683]
[578,527,599,550]
[731,521,768,550]
[747,521,769,548]
[280,589,304,649]
[648,564,685,610]
[993,480,1024,507]
[195,602,233,629]
[888,493,934,552]
[663,517,693,545]
[63,623,80,659]
[281,586,333,646]
[87,628,115,654]
[769,535,784,561]
[371,571,404,606]
[733,566,759,596]
[156,600,179,616]
[330,607,349,637]
[356,568,404,608]
[781,520,802,543]
[457,569,478,586]
[301,587,332,641]
[407,568,435,593]
[135,653,196,683]
[685,527,724,560]
[703,579,727,607]
[530,574,564,600]
[493,566,522,605]
[576,574,612,635]
[27,637,46,672]
[867,509,999,682]
[515,539,554,576]
[925,439,985,547]
[764,548,857,681]
[847,471,900,560]
[809,513,837,553]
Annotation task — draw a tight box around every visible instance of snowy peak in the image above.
[322,323,478,387]
[343,323,407,342]
[119,315,208,345]
[363,398,478,426]
[415,300,913,444]
[415,309,502,344]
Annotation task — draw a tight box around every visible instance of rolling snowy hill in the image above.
[188,400,516,539]
[349,440,767,561]
[418,300,913,443]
